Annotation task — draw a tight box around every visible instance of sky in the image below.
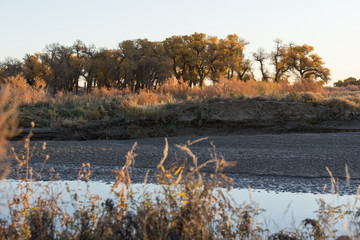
[1,0,359,85]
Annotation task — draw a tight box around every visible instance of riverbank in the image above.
[15,98,360,141]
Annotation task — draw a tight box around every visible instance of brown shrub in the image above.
[300,92,324,103]
[324,97,358,110]
[198,78,291,99]
[197,78,254,98]
[323,97,358,120]
[92,87,124,98]
[136,90,159,106]
[292,78,325,93]
[158,78,192,97]
[2,75,48,104]
[330,85,360,92]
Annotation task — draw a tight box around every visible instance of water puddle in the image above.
[0,180,358,233]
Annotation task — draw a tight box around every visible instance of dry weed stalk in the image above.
[2,130,360,238]
[0,86,19,180]
[139,137,263,239]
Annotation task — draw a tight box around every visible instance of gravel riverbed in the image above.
[7,132,360,194]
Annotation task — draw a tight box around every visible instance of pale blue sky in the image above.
[1,0,359,84]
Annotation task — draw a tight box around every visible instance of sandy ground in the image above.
[6,132,360,194]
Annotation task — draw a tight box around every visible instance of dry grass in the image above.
[0,134,267,239]
[3,74,360,131]
[158,77,292,100]
[0,86,19,180]
[293,78,325,94]
[2,75,48,104]
[0,75,327,107]
[3,76,360,238]
[1,133,360,239]
[4,75,359,108]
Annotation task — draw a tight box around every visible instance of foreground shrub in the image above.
[0,133,268,239]
[1,131,360,239]
[0,86,19,180]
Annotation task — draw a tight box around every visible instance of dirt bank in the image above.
[15,99,360,140]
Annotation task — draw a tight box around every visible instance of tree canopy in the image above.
[0,33,332,94]
[334,77,360,87]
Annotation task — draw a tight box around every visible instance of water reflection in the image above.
[0,180,357,233]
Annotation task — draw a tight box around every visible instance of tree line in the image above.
[0,33,331,94]
[334,77,360,87]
